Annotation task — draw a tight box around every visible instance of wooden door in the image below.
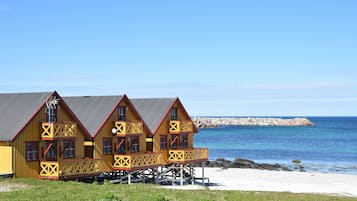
[0,145,13,174]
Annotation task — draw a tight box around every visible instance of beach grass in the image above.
[0,178,356,201]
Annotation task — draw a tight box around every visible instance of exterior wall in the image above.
[13,99,86,178]
[93,98,148,172]
[93,108,118,172]
[152,101,195,165]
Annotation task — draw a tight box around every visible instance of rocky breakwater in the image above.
[195,158,291,171]
[192,117,314,128]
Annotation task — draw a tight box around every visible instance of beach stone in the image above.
[292,159,301,164]
[230,158,256,168]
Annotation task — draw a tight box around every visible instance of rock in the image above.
[292,159,301,164]
[192,117,314,128]
[230,158,256,168]
[195,158,291,171]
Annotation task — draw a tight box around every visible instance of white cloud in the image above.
[226,82,357,90]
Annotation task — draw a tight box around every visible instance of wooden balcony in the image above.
[41,122,76,140]
[39,159,102,180]
[113,152,162,171]
[169,120,193,133]
[114,121,143,135]
[168,148,208,164]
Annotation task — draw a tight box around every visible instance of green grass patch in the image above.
[0,178,356,201]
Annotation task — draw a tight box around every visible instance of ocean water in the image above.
[194,117,357,174]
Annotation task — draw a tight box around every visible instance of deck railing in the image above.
[39,159,102,179]
[113,152,161,170]
[169,120,193,133]
[114,121,143,135]
[168,148,208,163]
[41,122,76,140]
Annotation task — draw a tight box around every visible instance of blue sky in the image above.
[1,1,357,116]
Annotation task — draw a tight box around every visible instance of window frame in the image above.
[25,141,39,162]
[103,137,113,155]
[180,134,189,148]
[159,135,168,150]
[118,106,126,121]
[63,139,75,159]
[128,136,139,153]
[45,141,57,161]
[170,134,179,149]
[171,107,178,120]
[116,137,126,154]
[46,106,57,122]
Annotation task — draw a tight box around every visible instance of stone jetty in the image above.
[192,117,314,128]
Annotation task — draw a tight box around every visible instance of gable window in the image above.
[180,134,188,148]
[46,106,57,122]
[128,136,139,153]
[63,140,75,159]
[26,142,38,162]
[171,107,178,120]
[116,137,126,154]
[103,138,112,155]
[118,106,126,121]
[160,135,168,150]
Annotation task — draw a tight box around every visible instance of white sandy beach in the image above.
[163,168,357,197]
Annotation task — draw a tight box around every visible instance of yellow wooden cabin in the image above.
[63,95,162,173]
[131,98,208,166]
[0,91,101,180]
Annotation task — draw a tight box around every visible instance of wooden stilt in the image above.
[172,167,175,185]
[128,172,131,184]
[180,164,183,186]
[191,166,194,185]
[202,162,205,186]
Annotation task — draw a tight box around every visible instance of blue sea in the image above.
[194,117,357,174]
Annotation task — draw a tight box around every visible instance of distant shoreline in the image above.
[192,117,314,128]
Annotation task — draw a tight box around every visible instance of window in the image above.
[181,134,188,148]
[63,140,75,159]
[170,135,178,149]
[118,106,126,121]
[160,135,168,150]
[45,141,57,161]
[128,136,139,153]
[116,137,126,154]
[103,138,112,155]
[171,107,178,120]
[26,142,38,162]
[46,107,57,122]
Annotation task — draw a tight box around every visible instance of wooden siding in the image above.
[93,98,148,172]
[13,99,86,178]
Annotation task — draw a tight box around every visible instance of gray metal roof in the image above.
[63,96,123,136]
[0,92,52,141]
[130,98,175,133]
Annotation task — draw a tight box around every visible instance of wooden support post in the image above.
[202,162,205,186]
[128,172,131,184]
[191,166,194,185]
[180,164,184,186]
[172,167,175,185]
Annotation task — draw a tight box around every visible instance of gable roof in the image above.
[63,95,123,137]
[0,92,53,141]
[130,98,176,134]
[0,91,92,142]
[131,98,198,134]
